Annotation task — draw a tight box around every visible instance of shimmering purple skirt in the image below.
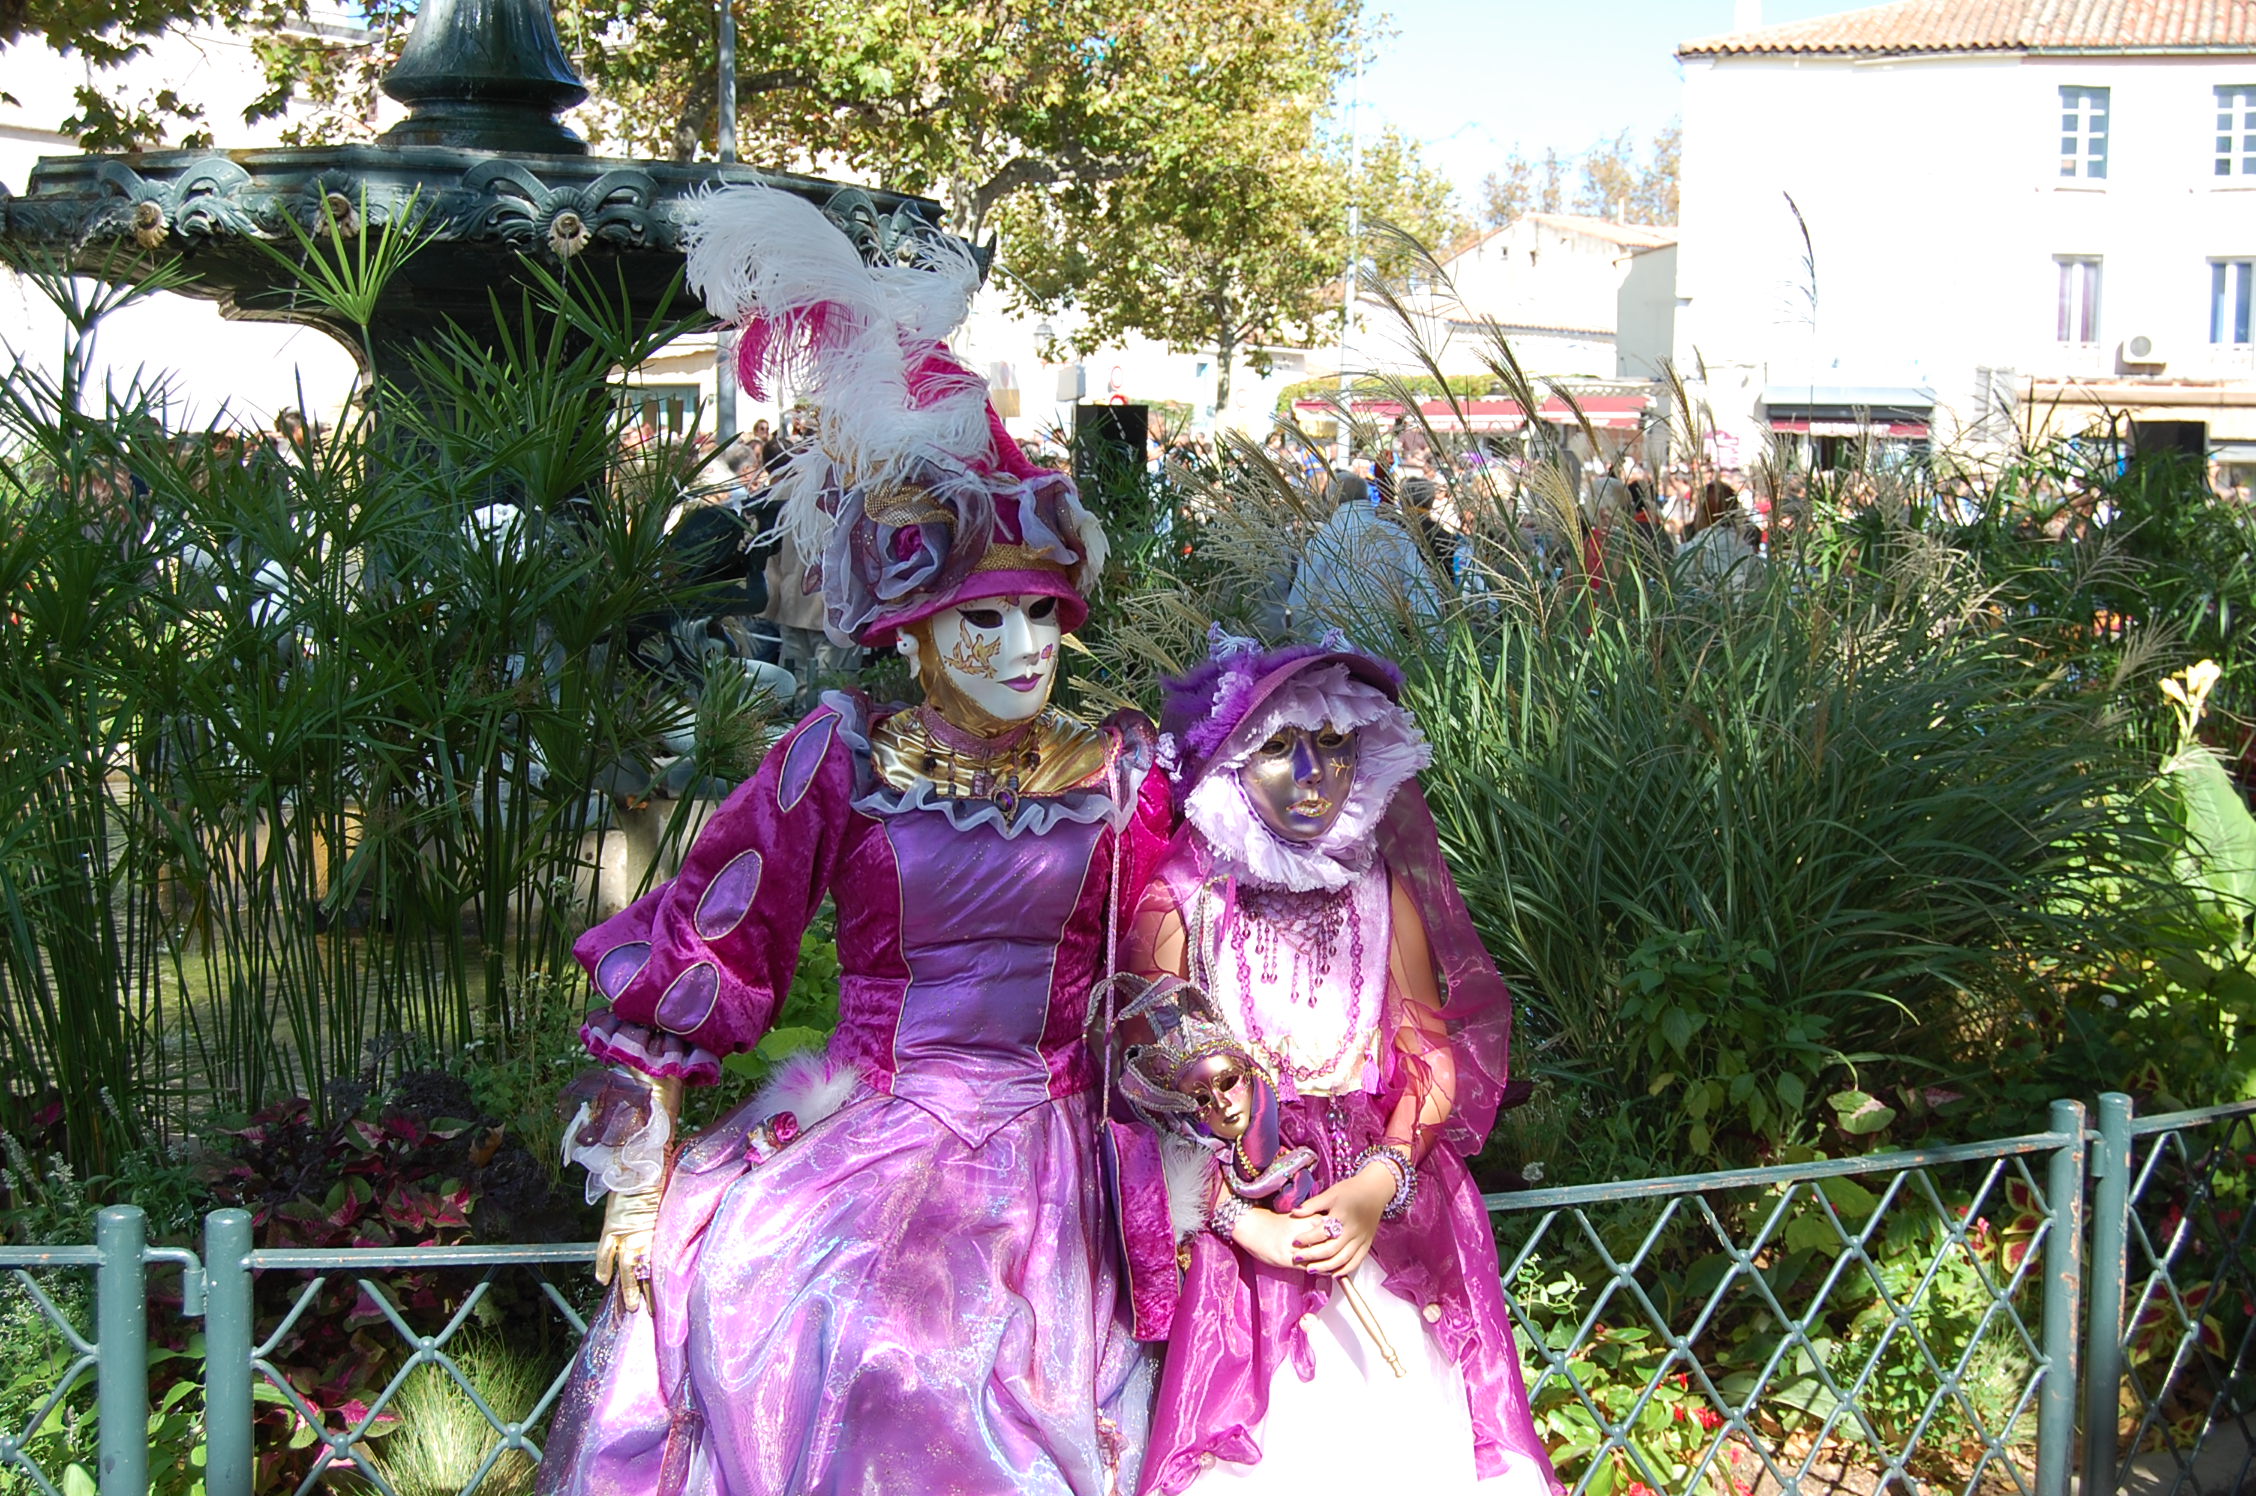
[540,1089,1153,1496]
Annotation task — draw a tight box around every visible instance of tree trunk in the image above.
[1213,303,1238,417]
[671,73,718,162]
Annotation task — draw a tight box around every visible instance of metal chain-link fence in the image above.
[13,1091,2253,1496]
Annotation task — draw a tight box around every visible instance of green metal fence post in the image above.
[2080,1092,2135,1494]
[202,1210,254,1496]
[2035,1098,2087,1496]
[93,1206,147,1496]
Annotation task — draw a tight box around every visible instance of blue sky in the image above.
[1357,0,1856,203]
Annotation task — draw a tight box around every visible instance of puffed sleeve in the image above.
[573,701,860,1084]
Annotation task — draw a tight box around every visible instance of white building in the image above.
[1674,0,2256,476]
[1426,213,1678,382]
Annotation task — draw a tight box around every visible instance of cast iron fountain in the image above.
[0,0,954,390]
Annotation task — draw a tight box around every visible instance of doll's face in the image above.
[1237,722,1359,843]
[1178,1052,1257,1140]
[918,594,1062,726]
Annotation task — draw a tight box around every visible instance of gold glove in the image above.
[590,1074,681,1313]
[595,1182,664,1312]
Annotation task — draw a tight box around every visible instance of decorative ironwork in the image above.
[0,1261,98,1495]
[1488,1112,2082,1496]
[10,153,945,266]
[247,1259,594,1495]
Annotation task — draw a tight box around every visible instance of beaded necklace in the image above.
[1190,871,1379,1090]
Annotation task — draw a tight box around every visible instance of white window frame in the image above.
[2056,256,2103,344]
[2214,260,2254,346]
[2059,86,2110,180]
[2218,86,2256,178]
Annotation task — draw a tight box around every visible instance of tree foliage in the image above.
[3,0,213,63]
[1478,147,1563,227]
[1352,123,1470,272]
[555,0,1361,244]
[1005,112,1462,412]
[222,0,1391,407]
[5,0,243,150]
[33,0,1462,416]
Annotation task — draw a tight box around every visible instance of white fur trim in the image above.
[1162,1134,1222,1242]
[748,1047,863,1130]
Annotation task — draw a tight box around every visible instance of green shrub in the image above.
[0,230,760,1176]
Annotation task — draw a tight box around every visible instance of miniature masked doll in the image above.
[1116,977,1419,1381]
[538,187,1170,1496]
[1119,631,1557,1495]
[1116,976,1321,1214]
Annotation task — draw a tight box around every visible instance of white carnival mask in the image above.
[920,594,1063,728]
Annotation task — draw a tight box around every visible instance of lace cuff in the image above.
[559,1067,674,1203]
[580,1010,724,1085]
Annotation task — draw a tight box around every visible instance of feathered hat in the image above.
[683,187,1108,647]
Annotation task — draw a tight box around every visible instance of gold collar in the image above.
[871,705,1112,821]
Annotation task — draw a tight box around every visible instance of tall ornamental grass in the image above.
[1086,238,2232,1179]
[0,218,767,1177]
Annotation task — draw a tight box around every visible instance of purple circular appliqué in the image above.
[654,962,722,1035]
[693,849,764,939]
[777,712,837,812]
[593,942,652,1000]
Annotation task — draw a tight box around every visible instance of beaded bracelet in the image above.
[1352,1143,1418,1219]
[1208,1194,1253,1241]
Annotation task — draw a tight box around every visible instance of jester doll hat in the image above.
[683,186,1108,647]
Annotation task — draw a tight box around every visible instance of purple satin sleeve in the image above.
[1376,781,1513,1152]
[572,703,858,1080]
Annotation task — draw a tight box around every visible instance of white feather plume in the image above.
[683,185,989,555]
[1161,1134,1221,1242]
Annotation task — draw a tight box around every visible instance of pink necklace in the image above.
[1218,874,1374,1086]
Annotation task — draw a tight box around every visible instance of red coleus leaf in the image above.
[382,1191,430,1230]
[379,1110,429,1147]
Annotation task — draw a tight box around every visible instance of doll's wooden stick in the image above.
[1336,1274,1407,1379]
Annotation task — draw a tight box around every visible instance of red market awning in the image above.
[1290,394,1651,433]
[1767,418,1932,439]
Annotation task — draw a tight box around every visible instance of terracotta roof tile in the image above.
[1680,0,2256,57]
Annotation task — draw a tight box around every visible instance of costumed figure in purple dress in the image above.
[537,187,1168,1496]
[1115,631,1557,1494]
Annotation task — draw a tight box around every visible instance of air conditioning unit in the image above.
[2119,333,2168,368]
